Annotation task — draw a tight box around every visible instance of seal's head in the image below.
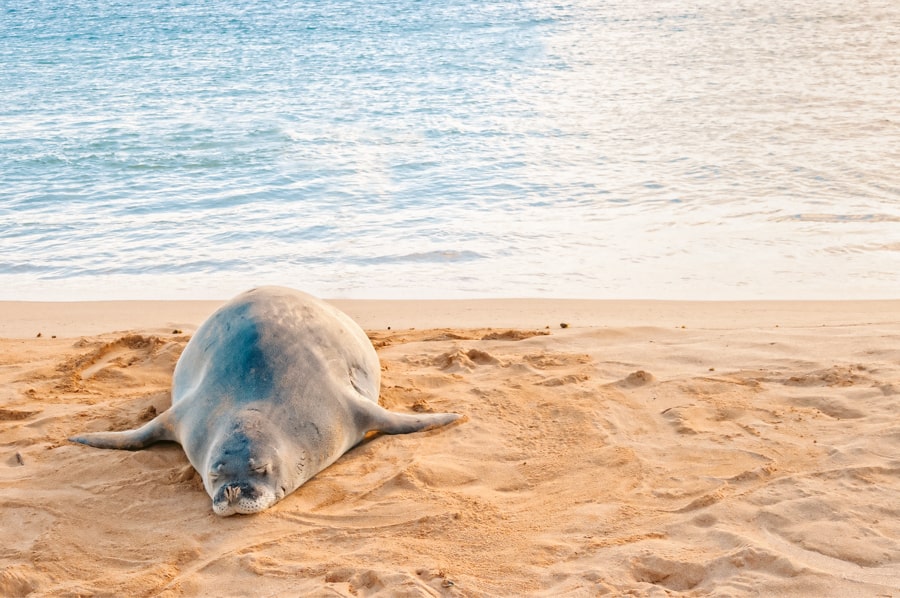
[203,415,300,516]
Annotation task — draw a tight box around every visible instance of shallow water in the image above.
[1,0,898,300]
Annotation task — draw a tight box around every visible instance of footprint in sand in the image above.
[429,345,593,387]
[434,349,504,373]
[783,364,871,388]
[57,334,182,391]
[535,373,590,387]
[0,408,41,421]
[630,554,706,591]
[0,565,43,597]
[518,351,594,386]
[618,370,655,388]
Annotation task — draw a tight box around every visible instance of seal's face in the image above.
[204,424,292,516]
[208,455,284,516]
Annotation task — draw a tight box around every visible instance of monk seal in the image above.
[70,286,461,516]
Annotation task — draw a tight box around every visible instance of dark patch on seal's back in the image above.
[203,302,275,399]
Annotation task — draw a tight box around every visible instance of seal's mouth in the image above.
[212,484,277,516]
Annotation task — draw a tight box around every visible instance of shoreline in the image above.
[2,298,899,339]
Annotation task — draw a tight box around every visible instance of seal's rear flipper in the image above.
[353,400,461,435]
[69,412,175,450]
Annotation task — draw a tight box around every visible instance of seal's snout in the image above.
[223,484,242,503]
[218,482,253,506]
[212,481,276,516]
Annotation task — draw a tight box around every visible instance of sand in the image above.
[1,298,899,597]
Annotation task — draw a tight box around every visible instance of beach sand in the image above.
[1,298,899,596]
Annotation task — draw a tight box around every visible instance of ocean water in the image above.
[1,0,898,301]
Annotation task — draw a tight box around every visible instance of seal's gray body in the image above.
[71,286,460,516]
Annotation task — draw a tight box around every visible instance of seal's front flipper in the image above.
[353,399,462,435]
[69,411,175,450]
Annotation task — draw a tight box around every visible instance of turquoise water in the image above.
[2,0,898,300]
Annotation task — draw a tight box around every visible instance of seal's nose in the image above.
[223,484,243,504]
